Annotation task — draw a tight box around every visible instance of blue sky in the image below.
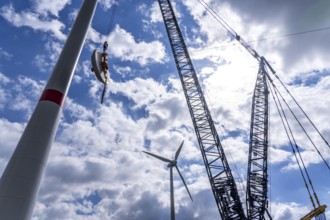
[1,0,330,219]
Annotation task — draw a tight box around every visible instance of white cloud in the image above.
[0,47,13,61]
[68,8,78,22]
[72,74,82,84]
[31,103,162,218]
[108,25,166,66]
[182,0,330,76]
[137,2,163,39]
[32,0,71,17]
[221,136,249,166]
[34,40,63,72]
[182,0,232,45]
[0,4,66,40]
[0,88,8,110]
[113,65,132,77]
[0,72,10,84]
[270,202,310,220]
[8,75,45,116]
[110,77,166,109]
[0,73,11,110]
[0,119,24,173]
[199,45,258,132]
[63,98,94,121]
[98,0,117,10]
[269,146,291,164]
[0,73,45,117]
[87,25,167,66]
[34,55,49,73]
[179,0,330,173]
[149,2,162,23]
[21,73,215,219]
[139,1,181,25]
[1,1,330,219]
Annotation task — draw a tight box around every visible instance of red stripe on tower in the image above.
[39,89,64,106]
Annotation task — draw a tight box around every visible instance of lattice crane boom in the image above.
[246,58,270,220]
[157,0,246,219]
[190,1,328,219]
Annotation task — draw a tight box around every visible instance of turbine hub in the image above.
[168,160,177,167]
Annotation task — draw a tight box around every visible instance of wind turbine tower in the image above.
[143,141,193,220]
[0,0,98,219]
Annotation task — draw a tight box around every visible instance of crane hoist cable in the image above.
[195,0,329,217]
[190,26,330,53]
[269,73,330,151]
[106,3,117,34]
[265,74,330,170]
[196,0,264,63]
[197,0,330,178]
[266,74,329,211]
[267,77,328,220]
[267,79,318,209]
[196,0,330,154]
[91,3,117,104]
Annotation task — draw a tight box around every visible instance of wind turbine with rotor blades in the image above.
[143,141,193,220]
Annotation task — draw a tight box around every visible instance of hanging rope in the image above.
[267,79,317,208]
[100,41,109,104]
[269,79,325,208]
[97,3,117,104]
[198,0,330,157]
[270,72,330,150]
[273,84,321,207]
[106,3,117,35]
[100,76,108,104]
[195,0,327,213]
[266,74,330,170]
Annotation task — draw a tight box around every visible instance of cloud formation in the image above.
[0,4,66,40]
[1,1,329,219]
[31,0,71,17]
[88,25,167,66]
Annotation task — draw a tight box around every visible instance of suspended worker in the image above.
[100,41,109,104]
[91,3,117,104]
[101,41,109,74]
[91,41,110,104]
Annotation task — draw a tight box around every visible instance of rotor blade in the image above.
[175,140,184,161]
[175,165,193,201]
[143,151,171,163]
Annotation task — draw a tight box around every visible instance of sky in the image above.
[0,0,330,219]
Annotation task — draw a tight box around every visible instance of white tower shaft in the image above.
[170,166,175,220]
[0,0,98,219]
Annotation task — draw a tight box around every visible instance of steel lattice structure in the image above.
[246,59,269,220]
[158,0,246,219]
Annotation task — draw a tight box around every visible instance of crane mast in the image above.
[157,0,246,219]
[196,3,273,217]
[246,58,270,220]
[164,1,327,219]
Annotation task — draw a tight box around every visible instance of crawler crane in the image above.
[194,1,329,219]
[157,0,246,219]
[158,0,329,219]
